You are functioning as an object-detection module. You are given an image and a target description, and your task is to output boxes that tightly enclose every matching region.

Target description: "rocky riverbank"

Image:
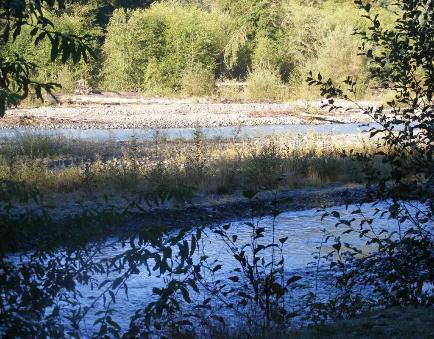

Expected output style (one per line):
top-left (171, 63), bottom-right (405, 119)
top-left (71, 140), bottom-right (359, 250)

top-left (1, 94), bottom-right (380, 130)
top-left (6, 183), bottom-right (368, 232)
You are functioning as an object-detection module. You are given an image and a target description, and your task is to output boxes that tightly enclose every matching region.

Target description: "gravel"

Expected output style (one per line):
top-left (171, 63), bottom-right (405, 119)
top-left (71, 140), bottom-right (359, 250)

top-left (1, 96), bottom-right (378, 130)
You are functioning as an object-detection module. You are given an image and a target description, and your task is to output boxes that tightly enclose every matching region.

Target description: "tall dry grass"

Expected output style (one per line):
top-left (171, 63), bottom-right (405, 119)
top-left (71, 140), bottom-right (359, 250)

top-left (0, 132), bottom-right (382, 196)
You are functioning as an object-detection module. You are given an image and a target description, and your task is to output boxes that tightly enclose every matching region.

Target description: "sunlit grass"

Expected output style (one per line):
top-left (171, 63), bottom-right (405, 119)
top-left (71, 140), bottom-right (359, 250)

top-left (0, 132), bottom-right (384, 196)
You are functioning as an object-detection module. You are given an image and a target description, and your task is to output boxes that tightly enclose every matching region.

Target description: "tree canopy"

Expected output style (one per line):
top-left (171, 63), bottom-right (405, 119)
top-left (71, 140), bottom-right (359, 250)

top-left (0, 0), bottom-right (94, 116)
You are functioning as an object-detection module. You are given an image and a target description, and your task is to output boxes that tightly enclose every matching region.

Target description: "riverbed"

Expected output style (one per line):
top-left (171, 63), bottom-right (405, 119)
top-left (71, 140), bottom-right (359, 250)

top-left (1, 96), bottom-right (380, 130)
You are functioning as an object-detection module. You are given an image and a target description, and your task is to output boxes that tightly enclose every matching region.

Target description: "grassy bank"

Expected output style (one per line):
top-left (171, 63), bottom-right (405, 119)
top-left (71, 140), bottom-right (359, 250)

top-left (290, 306), bottom-right (434, 339)
top-left (0, 132), bottom-right (383, 197)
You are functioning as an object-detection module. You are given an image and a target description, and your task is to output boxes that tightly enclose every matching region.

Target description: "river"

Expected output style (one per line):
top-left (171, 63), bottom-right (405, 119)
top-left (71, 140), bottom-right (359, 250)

top-left (0, 123), bottom-right (377, 142)
top-left (70, 200), bottom-right (425, 336)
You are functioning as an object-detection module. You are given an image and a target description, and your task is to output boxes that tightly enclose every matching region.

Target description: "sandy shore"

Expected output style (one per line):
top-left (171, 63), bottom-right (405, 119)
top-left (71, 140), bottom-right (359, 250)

top-left (1, 94), bottom-right (380, 129)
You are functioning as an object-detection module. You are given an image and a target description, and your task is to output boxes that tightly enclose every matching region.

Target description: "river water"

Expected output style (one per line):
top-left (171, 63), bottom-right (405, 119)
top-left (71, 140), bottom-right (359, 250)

top-left (72, 200), bottom-right (429, 336)
top-left (5, 200), bottom-right (431, 336)
top-left (0, 123), bottom-right (377, 141)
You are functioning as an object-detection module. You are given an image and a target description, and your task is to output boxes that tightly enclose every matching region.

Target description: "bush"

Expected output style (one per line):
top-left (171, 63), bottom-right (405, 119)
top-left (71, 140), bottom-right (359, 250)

top-left (0, 0), bottom-right (398, 100)
top-left (307, 0), bottom-right (434, 318)
top-left (285, 0), bottom-right (394, 98)
top-left (251, 35), bottom-right (296, 82)
top-left (304, 26), bottom-right (368, 97)
top-left (1, 3), bottom-right (101, 93)
top-left (246, 64), bottom-right (288, 101)
top-left (181, 65), bottom-right (216, 97)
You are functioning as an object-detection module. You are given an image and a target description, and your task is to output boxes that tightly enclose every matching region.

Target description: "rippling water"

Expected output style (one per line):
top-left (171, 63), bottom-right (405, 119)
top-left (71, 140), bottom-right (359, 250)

top-left (7, 200), bottom-right (430, 337)
top-left (75, 200), bottom-right (429, 335)
top-left (0, 123), bottom-right (376, 141)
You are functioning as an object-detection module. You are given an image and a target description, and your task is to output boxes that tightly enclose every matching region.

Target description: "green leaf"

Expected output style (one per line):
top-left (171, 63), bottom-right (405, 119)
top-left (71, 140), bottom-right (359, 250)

top-left (112, 277), bottom-right (123, 289)
top-left (228, 276), bottom-right (239, 282)
top-left (212, 264), bottom-right (222, 272)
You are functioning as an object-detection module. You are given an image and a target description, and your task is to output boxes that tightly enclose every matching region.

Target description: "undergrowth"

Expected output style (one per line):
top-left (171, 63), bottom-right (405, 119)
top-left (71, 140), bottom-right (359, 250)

top-left (0, 133), bottom-right (381, 196)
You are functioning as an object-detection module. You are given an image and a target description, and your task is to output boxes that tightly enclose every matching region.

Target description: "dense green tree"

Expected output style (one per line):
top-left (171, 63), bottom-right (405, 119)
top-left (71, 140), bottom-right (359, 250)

top-left (2, 1), bottom-right (102, 92)
top-left (1, 0), bottom-right (397, 100)
top-left (103, 4), bottom-right (232, 92)
top-left (222, 0), bottom-right (287, 76)
top-left (0, 0), bottom-right (94, 116)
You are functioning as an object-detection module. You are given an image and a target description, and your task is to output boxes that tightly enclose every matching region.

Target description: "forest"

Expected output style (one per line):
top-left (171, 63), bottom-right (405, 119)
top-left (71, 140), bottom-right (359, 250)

top-left (2, 0), bottom-right (396, 100)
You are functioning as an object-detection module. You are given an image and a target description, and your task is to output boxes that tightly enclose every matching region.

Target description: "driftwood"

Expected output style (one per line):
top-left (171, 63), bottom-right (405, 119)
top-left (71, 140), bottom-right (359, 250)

top-left (74, 79), bottom-right (93, 95)
top-left (216, 81), bottom-right (248, 88)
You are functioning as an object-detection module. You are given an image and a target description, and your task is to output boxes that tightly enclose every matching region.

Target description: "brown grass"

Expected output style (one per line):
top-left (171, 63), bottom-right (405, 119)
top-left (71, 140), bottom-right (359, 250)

top-left (172, 306), bottom-right (434, 339)
top-left (0, 132), bottom-right (383, 196)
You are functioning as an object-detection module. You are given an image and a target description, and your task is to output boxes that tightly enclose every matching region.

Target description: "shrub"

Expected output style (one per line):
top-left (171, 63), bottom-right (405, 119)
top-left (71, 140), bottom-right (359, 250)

top-left (307, 0), bottom-right (434, 318)
top-left (246, 64), bottom-right (288, 101)
top-left (1, 3), bottom-right (101, 93)
top-left (286, 0), bottom-right (395, 98)
top-left (1, 0), bottom-right (397, 100)
top-left (101, 10), bottom-right (136, 90)
top-left (181, 65), bottom-right (216, 97)
top-left (252, 35), bottom-right (296, 82)
top-left (304, 26), bottom-right (368, 97)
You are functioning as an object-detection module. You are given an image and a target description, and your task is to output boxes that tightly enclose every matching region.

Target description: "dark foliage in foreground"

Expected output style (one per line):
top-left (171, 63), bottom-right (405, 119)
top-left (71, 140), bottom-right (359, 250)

top-left (0, 0), bottom-right (433, 337)
top-left (0, 0), bottom-right (93, 116)
top-left (306, 0), bottom-right (433, 319)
